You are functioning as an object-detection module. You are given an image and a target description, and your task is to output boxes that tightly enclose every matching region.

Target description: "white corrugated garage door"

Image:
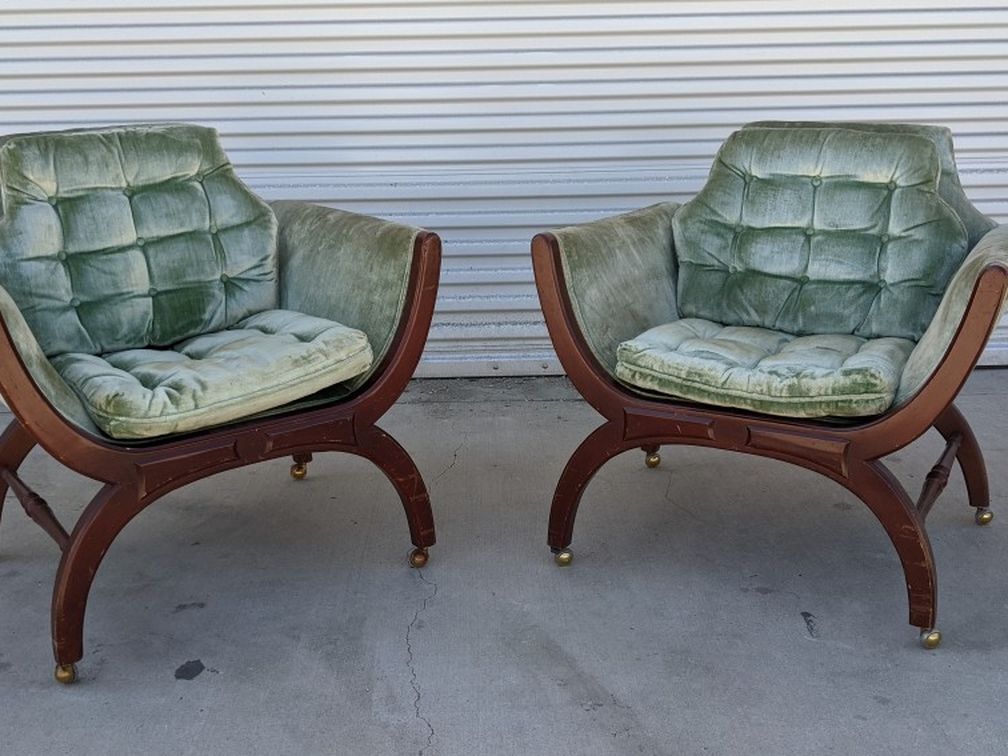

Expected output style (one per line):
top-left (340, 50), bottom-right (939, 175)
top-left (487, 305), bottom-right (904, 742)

top-left (1, 1), bottom-right (1006, 374)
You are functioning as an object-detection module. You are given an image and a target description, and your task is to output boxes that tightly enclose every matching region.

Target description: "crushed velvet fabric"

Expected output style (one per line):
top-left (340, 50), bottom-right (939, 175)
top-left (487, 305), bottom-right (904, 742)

top-left (896, 224), bottom-right (1008, 406)
top-left (0, 123), bottom-right (277, 357)
top-left (0, 283), bottom-right (100, 433)
top-left (272, 201), bottom-right (419, 390)
top-left (551, 202), bottom-right (680, 371)
top-left (673, 126), bottom-right (969, 341)
top-left (50, 309), bottom-right (372, 439)
top-left (744, 121), bottom-right (996, 249)
top-left (616, 317), bottom-right (914, 418)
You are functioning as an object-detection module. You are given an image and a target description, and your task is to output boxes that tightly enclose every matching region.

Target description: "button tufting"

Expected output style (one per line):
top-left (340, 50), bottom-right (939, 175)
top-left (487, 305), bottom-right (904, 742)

top-left (209, 224), bottom-right (218, 234)
top-left (880, 234), bottom-right (890, 243)
top-left (47, 196), bottom-right (57, 206)
top-left (124, 187), bottom-right (134, 197)
top-left (887, 181), bottom-right (897, 190)
top-left (136, 237), bottom-right (146, 247)
top-left (799, 275), bottom-right (810, 284)
top-left (734, 224), bottom-right (744, 234)
top-left (148, 287), bottom-right (158, 296)
top-left (57, 251), bottom-right (67, 262)
top-left (804, 227), bottom-right (815, 236)
top-left (70, 297), bottom-right (80, 307)
top-left (811, 176), bottom-right (822, 186)
top-left (220, 273), bottom-right (229, 282)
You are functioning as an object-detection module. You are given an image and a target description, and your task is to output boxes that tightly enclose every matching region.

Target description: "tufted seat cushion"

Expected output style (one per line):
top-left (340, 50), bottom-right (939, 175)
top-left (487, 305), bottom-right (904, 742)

top-left (49, 310), bottom-right (373, 439)
top-left (615, 318), bottom-right (915, 418)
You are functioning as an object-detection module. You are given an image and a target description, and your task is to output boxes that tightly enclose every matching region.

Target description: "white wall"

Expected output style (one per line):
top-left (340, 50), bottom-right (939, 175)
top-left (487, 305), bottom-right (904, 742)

top-left (2, 1), bottom-right (1006, 373)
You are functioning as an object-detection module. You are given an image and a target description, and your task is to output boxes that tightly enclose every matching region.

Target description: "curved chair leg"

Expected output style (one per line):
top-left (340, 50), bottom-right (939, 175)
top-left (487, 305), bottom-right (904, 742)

top-left (51, 483), bottom-right (150, 679)
top-left (548, 421), bottom-right (626, 555)
top-left (0, 420), bottom-right (38, 544)
top-left (354, 424), bottom-right (435, 560)
top-left (845, 460), bottom-right (939, 643)
top-left (934, 404), bottom-right (991, 524)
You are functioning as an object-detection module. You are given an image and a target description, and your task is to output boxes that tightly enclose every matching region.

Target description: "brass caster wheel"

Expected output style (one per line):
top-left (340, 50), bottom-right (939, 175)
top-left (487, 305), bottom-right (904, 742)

top-left (553, 548), bottom-right (573, 567)
top-left (54, 663), bottom-right (77, 685)
top-left (645, 453), bottom-right (661, 469)
top-left (290, 462), bottom-right (308, 481)
top-left (975, 508), bottom-right (993, 526)
top-left (919, 628), bottom-right (942, 650)
top-left (408, 547), bottom-right (429, 569)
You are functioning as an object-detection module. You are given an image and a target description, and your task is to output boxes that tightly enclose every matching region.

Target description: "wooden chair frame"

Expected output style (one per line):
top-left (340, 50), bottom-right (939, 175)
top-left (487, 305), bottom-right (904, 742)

top-left (532, 231), bottom-right (1007, 648)
top-left (0, 232), bottom-right (441, 683)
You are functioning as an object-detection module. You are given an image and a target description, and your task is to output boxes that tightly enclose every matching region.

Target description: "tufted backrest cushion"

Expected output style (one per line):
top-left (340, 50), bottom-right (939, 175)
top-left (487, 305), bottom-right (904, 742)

top-left (673, 126), bottom-right (970, 341)
top-left (744, 121), bottom-right (996, 249)
top-left (0, 123), bottom-right (278, 357)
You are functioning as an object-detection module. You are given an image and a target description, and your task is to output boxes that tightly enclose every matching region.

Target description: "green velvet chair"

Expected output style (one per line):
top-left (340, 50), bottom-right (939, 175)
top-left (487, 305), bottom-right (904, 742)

top-left (532, 121), bottom-right (1008, 648)
top-left (0, 123), bottom-right (441, 683)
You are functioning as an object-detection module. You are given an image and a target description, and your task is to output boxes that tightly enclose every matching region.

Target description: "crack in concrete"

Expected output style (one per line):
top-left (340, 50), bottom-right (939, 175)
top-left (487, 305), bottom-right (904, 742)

top-left (432, 436), bottom-right (466, 483)
top-left (406, 568), bottom-right (438, 754)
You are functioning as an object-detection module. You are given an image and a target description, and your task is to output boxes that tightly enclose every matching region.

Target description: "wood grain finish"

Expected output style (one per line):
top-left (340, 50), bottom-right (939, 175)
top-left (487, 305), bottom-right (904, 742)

top-left (0, 231), bottom-right (442, 674)
top-left (533, 229), bottom-right (1007, 639)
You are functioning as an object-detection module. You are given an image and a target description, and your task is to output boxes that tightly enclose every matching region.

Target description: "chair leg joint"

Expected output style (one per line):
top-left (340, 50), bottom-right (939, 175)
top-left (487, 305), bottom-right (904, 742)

top-left (916, 432), bottom-right (962, 518)
top-left (0, 467), bottom-right (70, 550)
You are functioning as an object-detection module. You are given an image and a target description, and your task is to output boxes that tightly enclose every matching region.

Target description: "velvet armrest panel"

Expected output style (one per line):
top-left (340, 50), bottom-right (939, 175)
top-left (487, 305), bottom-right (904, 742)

top-left (549, 202), bottom-right (680, 374)
top-left (271, 201), bottom-right (422, 388)
top-left (895, 224), bottom-right (1008, 406)
top-left (0, 283), bottom-right (101, 435)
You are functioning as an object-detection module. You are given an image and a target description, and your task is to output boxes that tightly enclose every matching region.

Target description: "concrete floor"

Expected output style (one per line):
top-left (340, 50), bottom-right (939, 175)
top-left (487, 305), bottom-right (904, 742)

top-left (2, 373), bottom-right (1008, 755)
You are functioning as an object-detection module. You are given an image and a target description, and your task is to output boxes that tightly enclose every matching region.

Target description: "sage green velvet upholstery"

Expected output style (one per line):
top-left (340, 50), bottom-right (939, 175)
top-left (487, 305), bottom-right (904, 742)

top-left (0, 124), bottom-right (417, 440)
top-left (896, 224), bottom-right (1008, 406)
top-left (0, 124), bottom-right (278, 356)
top-left (49, 310), bottom-right (372, 439)
top-left (547, 122), bottom-right (1004, 419)
top-left (552, 202), bottom-right (680, 372)
top-left (272, 201), bottom-right (420, 390)
top-left (616, 318), bottom-right (914, 417)
top-left (0, 283), bottom-right (101, 434)
top-left (744, 122), bottom-right (996, 249)
top-left (673, 126), bottom-right (969, 342)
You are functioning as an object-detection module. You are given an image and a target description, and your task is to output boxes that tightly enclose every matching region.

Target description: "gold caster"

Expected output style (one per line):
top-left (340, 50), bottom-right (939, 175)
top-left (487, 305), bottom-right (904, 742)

top-left (975, 508), bottom-right (993, 526)
top-left (408, 547), bottom-right (429, 568)
top-left (54, 663), bottom-right (77, 684)
top-left (919, 628), bottom-right (942, 650)
top-left (645, 453), bottom-right (661, 469)
top-left (553, 548), bottom-right (573, 567)
top-left (290, 462), bottom-right (308, 480)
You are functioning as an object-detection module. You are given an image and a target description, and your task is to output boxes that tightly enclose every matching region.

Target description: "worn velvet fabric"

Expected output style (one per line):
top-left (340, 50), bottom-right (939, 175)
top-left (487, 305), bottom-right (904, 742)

top-left (0, 123), bottom-right (277, 357)
top-left (0, 124), bottom-right (430, 440)
top-left (895, 224), bottom-right (1008, 406)
top-left (673, 126), bottom-right (969, 342)
top-left (0, 283), bottom-right (101, 433)
top-left (551, 202), bottom-right (680, 371)
top-left (617, 318), bottom-right (914, 417)
top-left (51, 309), bottom-right (373, 439)
top-left (744, 121), bottom-right (996, 249)
top-left (272, 201), bottom-right (419, 389)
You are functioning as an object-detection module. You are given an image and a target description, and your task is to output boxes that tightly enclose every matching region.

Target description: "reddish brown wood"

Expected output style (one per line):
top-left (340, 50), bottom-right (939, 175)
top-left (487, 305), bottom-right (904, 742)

top-left (933, 403), bottom-right (990, 512)
top-left (916, 433), bottom-right (962, 518)
top-left (532, 230), bottom-right (1008, 638)
top-left (0, 419), bottom-right (36, 546)
top-left (0, 231), bottom-right (442, 671)
top-left (0, 467), bottom-right (69, 550)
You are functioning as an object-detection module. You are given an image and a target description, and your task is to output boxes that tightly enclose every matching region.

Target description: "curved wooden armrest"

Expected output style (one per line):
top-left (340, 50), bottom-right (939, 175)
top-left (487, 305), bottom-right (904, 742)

top-left (855, 261), bottom-right (1008, 457)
